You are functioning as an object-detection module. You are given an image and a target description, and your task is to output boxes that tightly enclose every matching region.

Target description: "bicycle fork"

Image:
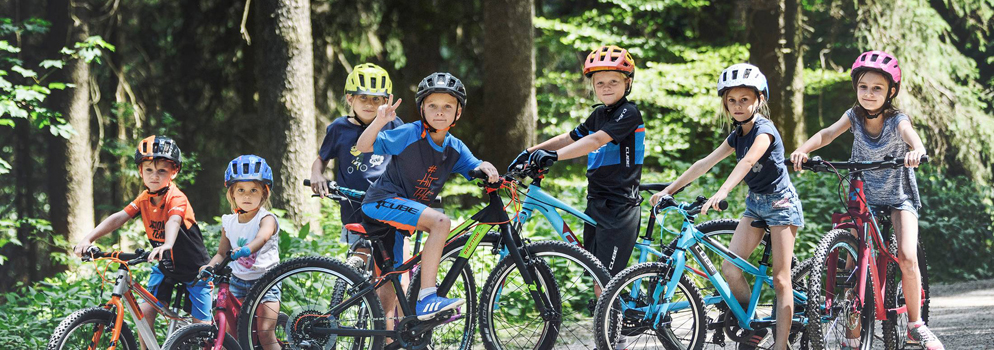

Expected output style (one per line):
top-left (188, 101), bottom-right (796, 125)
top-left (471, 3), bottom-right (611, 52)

top-left (497, 222), bottom-right (559, 321)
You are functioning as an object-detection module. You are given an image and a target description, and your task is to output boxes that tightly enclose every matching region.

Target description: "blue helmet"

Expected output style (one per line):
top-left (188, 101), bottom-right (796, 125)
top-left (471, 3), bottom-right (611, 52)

top-left (224, 155), bottom-right (274, 188)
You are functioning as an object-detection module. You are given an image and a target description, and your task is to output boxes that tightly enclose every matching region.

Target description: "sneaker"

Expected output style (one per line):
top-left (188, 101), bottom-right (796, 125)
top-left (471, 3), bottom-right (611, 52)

top-left (416, 292), bottom-right (465, 320)
top-left (840, 338), bottom-right (860, 350)
top-left (737, 328), bottom-right (769, 350)
top-left (907, 323), bottom-right (945, 350)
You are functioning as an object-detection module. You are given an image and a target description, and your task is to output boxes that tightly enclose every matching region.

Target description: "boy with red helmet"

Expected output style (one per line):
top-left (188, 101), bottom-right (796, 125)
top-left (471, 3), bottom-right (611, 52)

top-left (510, 45), bottom-right (645, 279)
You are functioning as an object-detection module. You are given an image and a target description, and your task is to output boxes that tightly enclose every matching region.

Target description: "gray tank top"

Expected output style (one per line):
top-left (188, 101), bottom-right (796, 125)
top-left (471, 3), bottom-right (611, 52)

top-left (846, 109), bottom-right (921, 209)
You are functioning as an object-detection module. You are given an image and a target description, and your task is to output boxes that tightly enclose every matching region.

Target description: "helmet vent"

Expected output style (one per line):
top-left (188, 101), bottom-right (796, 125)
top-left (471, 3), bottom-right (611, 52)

top-left (731, 70), bottom-right (738, 80)
top-left (242, 163), bottom-right (250, 175)
top-left (882, 57), bottom-right (892, 65)
top-left (254, 162), bottom-right (261, 173)
top-left (743, 68), bottom-right (752, 79)
top-left (870, 53), bottom-right (879, 61)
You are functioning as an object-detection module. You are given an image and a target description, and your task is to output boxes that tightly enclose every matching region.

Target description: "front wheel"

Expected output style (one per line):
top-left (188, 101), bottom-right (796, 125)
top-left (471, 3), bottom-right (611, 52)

top-left (406, 234), bottom-right (478, 349)
top-left (478, 246), bottom-right (562, 350)
top-left (47, 307), bottom-right (139, 350)
top-left (163, 323), bottom-right (240, 349)
top-left (594, 262), bottom-right (706, 350)
top-left (808, 229), bottom-right (873, 350)
top-left (882, 239), bottom-right (930, 350)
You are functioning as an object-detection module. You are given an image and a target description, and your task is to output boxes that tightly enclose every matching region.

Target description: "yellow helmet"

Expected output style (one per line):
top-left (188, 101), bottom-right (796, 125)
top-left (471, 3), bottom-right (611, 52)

top-left (344, 63), bottom-right (392, 97)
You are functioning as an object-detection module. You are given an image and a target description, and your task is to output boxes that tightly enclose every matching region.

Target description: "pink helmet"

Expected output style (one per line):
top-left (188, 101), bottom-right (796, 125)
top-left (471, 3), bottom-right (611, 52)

top-left (851, 50), bottom-right (901, 93)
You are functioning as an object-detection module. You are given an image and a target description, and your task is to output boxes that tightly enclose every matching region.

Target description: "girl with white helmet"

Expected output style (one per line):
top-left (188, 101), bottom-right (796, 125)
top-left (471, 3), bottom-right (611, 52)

top-left (650, 63), bottom-right (804, 350)
top-left (791, 51), bottom-right (939, 350)
top-left (202, 155), bottom-right (282, 349)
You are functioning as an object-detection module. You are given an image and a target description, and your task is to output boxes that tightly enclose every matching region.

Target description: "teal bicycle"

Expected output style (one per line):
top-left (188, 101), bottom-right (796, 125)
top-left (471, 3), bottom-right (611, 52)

top-left (593, 195), bottom-right (817, 349)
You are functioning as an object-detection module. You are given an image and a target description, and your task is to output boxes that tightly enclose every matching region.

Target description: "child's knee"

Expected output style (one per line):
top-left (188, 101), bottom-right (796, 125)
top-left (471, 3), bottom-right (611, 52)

top-left (773, 274), bottom-right (792, 293)
top-left (722, 261), bottom-right (742, 280)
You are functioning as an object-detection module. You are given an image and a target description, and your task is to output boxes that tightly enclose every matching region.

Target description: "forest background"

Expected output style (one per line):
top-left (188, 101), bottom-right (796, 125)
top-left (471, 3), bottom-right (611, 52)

top-left (1, 0), bottom-right (993, 346)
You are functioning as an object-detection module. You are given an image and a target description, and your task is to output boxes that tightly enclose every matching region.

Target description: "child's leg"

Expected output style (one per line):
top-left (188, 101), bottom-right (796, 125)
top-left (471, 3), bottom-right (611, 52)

top-left (770, 225), bottom-right (799, 350)
top-left (256, 300), bottom-right (282, 350)
top-left (721, 217), bottom-right (766, 306)
top-left (891, 208), bottom-right (923, 322)
top-left (415, 208), bottom-right (451, 290)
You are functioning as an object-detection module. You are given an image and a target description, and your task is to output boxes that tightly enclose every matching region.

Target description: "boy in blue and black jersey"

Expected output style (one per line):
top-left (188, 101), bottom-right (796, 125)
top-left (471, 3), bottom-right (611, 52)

top-left (510, 45), bottom-right (645, 276)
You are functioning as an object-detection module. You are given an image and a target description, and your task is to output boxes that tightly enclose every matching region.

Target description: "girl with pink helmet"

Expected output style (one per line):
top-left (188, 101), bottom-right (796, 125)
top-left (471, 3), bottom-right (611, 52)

top-left (790, 51), bottom-right (942, 350)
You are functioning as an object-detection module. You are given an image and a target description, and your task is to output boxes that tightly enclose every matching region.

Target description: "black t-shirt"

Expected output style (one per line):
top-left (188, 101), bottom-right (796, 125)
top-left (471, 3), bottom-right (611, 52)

top-left (568, 98), bottom-right (645, 203)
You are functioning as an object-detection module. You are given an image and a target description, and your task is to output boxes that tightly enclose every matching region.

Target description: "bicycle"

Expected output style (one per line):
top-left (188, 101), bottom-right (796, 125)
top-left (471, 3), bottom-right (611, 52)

top-left (792, 156), bottom-right (930, 350)
top-left (237, 169), bottom-right (610, 350)
top-left (48, 248), bottom-right (197, 350)
top-left (504, 165), bottom-right (743, 349)
top-left (593, 195), bottom-right (815, 350)
top-left (161, 250), bottom-right (243, 350)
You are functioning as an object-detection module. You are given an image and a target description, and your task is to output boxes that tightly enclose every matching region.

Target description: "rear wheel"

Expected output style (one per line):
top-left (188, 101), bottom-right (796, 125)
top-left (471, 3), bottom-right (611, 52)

top-left (406, 234), bottom-right (478, 350)
top-left (47, 307), bottom-right (139, 350)
top-left (882, 239), bottom-right (930, 350)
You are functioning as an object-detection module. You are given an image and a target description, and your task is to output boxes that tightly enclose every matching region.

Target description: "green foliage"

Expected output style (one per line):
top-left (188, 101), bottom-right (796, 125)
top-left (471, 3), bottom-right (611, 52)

top-left (917, 171), bottom-right (994, 282)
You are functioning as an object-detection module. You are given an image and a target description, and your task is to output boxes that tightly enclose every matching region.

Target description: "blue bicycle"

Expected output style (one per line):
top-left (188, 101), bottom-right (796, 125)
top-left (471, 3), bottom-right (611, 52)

top-left (593, 195), bottom-right (817, 350)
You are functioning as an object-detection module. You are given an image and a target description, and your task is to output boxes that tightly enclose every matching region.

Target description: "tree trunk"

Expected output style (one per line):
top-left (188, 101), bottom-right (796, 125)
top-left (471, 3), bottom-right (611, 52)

top-left (482, 0), bottom-right (537, 167)
top-left (748, 0), bottom-right (805, 151)
top-left (47, 0), bottom-right (95, 255)
top-left (254, 0), bottom-right (318, 228)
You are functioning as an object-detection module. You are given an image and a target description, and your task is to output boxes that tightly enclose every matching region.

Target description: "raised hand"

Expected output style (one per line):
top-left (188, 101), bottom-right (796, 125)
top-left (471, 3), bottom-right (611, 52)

top-left (376, 94), bottom-right (402, 124)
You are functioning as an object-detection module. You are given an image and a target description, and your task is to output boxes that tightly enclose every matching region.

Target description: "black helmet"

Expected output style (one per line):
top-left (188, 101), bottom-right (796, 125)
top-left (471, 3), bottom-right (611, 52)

top-left (134, 135), bottom-right (182, 169)
top-left (416, 72), bottom-right (467, 110)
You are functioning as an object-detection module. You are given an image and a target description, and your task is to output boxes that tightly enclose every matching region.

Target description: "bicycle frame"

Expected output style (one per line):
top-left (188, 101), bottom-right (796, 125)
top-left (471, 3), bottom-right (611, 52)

top-left (824, 172), bottom-right (916, 322)
top-left (645, 207), bottom-right (809, 331)
top-left (513, 181), bottom-right (594, 245)
top-left (101, 260), bottom-right (192, 350)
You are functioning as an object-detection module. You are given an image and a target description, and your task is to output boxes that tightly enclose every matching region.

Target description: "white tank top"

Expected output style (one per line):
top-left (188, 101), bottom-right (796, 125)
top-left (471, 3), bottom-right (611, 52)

top-left (221, 208), bottom-right (280, 280)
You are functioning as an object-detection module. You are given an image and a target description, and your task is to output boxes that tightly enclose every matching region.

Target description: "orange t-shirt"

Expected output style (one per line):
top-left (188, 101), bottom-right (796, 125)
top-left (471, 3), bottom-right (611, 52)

top-left (124, 185), bottom-right (209, 281)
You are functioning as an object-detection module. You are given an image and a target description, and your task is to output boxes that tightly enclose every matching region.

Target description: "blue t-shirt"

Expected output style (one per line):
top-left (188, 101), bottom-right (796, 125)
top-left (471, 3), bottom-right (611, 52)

top-left (363, 121), bottom-right (483, 205)
top-left (725, 116), bottom-right (791, 194)
top-left (318, 116), bottom-right (404, 223)
top-left (568, 98), bottom-right (645, 203)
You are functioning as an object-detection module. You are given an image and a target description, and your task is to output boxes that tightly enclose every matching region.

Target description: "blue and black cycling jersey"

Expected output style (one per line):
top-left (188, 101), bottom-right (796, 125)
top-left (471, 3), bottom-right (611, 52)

top-left (569, 97), bottom-right (645, 203)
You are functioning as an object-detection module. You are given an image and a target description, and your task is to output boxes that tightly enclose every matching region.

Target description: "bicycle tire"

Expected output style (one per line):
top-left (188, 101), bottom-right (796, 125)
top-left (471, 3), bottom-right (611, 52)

top-left (478, 246), bottom-right (562, 350)
top-left (808, 229), bottom-right (874, 350)
top-left (236, 256), bottom-right (386, 350)
top-left (162, 323), bottom-right (240, 350)
top-left (47, 307), bottom-right (139, 350)
top-left (594, 262), bottom-right (706, 350)
top-left (882, 239), bottom-right (930, 350)
top-left (405, 233), bottom-right (478, 350)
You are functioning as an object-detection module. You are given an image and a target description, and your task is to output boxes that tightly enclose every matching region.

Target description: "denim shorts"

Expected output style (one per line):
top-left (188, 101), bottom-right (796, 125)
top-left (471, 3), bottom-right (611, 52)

top-left (869, 200), bottom-right (919, 219)
top-left (743, 185), bottom-right (805, 227)
top-left (228, 275), bottom-right (281, 304)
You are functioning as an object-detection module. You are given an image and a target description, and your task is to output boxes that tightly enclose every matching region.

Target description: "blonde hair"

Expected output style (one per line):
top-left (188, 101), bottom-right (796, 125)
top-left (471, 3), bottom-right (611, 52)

top-left (717, 88), bottom-right (771, 128)
top-left (225, 180), bottom-right (272, 213)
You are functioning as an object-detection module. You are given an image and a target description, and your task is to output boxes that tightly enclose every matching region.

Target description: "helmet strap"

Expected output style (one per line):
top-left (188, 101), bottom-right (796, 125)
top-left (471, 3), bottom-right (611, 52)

top-left (419, 105), bottom-right (460, 136)
top-left (236, 207), bottom-right (259, 215)
top-left (732, 110), bottom-right (757, 137)
top-left (349, 111), bottom-right (370, 128)
top-left (147, 185), bottom-right (169, 197)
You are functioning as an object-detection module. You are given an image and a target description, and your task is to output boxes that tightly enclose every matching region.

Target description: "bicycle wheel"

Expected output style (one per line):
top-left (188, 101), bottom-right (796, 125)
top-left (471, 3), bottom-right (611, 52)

top-left (594, 262), bottom-right (706, 350)
top-left (882, 239), bottom-right (930, 350)
top-left (405, 233), bottom-right (478, 349)
top-left (236, 256), bottom-right (386, 350)
top-left (162, 323), bottom-right (239, 349)
top-left (47, 307), bottom-right (139, 350)
top-left (690, 219), bottom-right (740, 349)
top-left (808, 229), bottom-right (873, 350)
top-left (478, 246), bottom-right (562, 350)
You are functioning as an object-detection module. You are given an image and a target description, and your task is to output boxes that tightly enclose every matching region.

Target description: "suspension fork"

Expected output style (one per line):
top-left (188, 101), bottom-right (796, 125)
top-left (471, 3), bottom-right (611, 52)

top-left (499, 222), bottom-right (556, 320)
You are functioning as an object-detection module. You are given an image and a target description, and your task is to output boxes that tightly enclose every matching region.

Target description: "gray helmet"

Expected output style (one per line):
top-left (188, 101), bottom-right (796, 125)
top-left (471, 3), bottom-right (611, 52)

top-left (416, 72), bottom-right (467, 110)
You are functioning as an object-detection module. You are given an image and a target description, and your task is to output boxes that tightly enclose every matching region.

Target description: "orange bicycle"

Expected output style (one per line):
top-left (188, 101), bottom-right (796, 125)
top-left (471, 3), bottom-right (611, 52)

top-left (47, 248), bottom-right (195, 350)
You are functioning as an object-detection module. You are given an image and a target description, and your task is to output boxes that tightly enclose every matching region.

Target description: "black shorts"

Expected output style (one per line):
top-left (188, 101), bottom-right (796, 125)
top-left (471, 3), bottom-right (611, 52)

top-left (359, 212), bottom-right (410, 271)
top-left (583, 197), bottom-right (641, 276)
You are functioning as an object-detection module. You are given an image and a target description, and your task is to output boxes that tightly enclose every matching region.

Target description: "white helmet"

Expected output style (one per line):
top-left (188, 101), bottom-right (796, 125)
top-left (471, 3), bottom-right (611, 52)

top-left (716, 63), bottom-right (770, 101)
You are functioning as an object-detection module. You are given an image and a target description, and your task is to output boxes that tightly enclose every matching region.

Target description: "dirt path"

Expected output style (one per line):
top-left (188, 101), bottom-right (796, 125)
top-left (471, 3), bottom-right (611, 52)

top-left (925, 278), bottom-right (994, 349)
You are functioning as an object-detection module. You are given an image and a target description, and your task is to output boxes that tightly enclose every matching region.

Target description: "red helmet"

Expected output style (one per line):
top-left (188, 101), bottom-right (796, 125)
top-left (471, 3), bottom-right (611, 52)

top-left (851, 50), bottom-right (902, 96)
top-left (583, 45), bottom-right (636, 78)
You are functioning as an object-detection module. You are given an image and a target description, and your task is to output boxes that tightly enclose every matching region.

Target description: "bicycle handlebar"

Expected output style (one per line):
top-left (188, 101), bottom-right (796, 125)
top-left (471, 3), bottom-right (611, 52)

top-left (303, 179), bottom-right (366, 201)
top-left (785, 155), bottom-right (929, 172)
top-left (83, 247), bottom-right (150, 265)
top-left (653, 195), bottom-right (728, 218)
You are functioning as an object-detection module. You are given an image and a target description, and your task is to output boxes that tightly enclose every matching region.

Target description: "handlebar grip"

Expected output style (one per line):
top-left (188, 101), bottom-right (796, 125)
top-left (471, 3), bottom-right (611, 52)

top-left (717, 200), bottom-right (729, 211)
top-left (468, 169), bottom-right (487, 180)
top-left (920, 155), bottom-right (930, 164)
top-left (303, 179), bottom-right (311, 186)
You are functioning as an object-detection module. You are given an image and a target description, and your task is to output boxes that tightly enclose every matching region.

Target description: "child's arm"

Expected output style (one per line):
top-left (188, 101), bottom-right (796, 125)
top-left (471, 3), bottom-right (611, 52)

top-left (356, 95), bottom-right (401, 153)
top-left (150, 214), bottom-right (184, 261)
top-left (546, 130), bottom-right (613, 160)
top-left (238, 215), bottom-right (278, 256)
top-left (310, 156), bottom-right (331, 197)
top-left (74, 210), bottom-right (132, 257)
top-left (701, 135), bottom-right (774, 215)
top-left (650, 141), bottom-right (734, 206)
top-left (527, 132), bottom-right (575, 153)
top-left (789, 114), bottom-right (851, 171)
top-left (202, 231), bottom-right (232, 272)
top-left (897, 119), bottom-right (927, 167)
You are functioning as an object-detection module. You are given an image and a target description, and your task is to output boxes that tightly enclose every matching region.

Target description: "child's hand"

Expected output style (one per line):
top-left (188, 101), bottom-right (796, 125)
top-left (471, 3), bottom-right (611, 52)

top-left (149, 244), bottom-right (173, 262)
top-left (701, 189), bottom-right (729, 216)
top-left (476, 162), bottom-right (500, 183)
top-left (72, 239), bottom-right (94, 258)
top-left (905, 149), bottom-right (926, 168)
top-left (376, 94), bottom-right (401, 123)
top-left (789, 151), bottom-right (809, 172)
top-left (310, 173), bottom-right (329, 197)
top-left (649, 191), bottom-right (671, 207)
top-left (232, 246), bottom-right (252, 259)
top-left (507, 150), bottom-right (530, 172)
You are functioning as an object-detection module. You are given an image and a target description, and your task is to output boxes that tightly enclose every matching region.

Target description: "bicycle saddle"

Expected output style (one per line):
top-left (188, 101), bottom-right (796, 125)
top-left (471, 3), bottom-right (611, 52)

top-left (751, 220), bottom-right (769, 229)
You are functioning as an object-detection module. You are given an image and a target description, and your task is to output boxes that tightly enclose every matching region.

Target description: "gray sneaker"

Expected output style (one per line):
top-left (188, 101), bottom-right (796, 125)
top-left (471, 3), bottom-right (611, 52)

top-left (907, 324), bottom-right (944, 350)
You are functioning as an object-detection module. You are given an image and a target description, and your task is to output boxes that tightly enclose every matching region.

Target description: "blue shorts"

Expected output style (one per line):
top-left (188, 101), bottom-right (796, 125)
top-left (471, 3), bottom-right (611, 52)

top-left (743, 185), bottom-right (805, 228)
top-left (146, 265), bottom-right (213, 321)
top-left (869, 200), bottom-right (919, 219)
top-left (362, 197), bottom-right (421, 269)
top-left (228, 275), bottom-right (281, 304)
